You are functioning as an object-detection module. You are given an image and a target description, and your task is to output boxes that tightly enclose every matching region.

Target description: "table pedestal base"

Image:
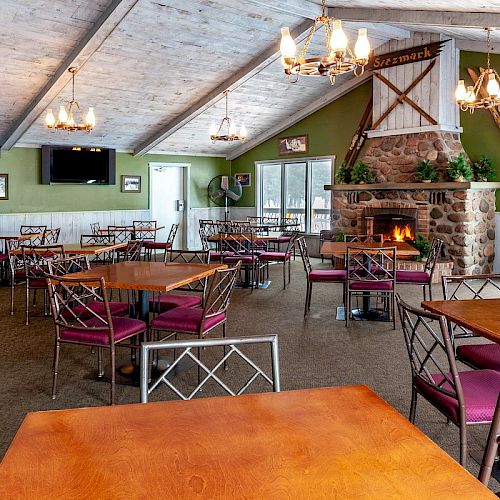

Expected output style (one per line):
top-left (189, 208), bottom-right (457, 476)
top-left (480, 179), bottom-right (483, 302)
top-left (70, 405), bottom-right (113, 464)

top-left (336, 307), bottom-right (389, 322)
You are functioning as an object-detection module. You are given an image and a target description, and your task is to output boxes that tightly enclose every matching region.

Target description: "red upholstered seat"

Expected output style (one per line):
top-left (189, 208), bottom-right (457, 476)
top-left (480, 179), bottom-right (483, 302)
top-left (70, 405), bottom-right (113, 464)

top-left (309, 269), bottom-right (346, 282)
top-left (0, 253), bottom-right (8, 262)
top-left (396, 270), bottom-right (431, 284)
top-left (457, 343), bottom-right (500, 371)
top-left (349, 280), bottom-right (393, 291)
top-left (60, 316), bottom-right (146, 345)
top-left (151, 306), bottom-right (225, 334)
top-left (271, 236), bottom-right (292, 244)
top-left (149, 293), bottom-right (201, 313)
top-left (258, 251), bottom-right (291, 262)
top-left (66, 300), bottom-right (130, 319)
top-left (209, 251), bottom-right (234, 260)
top-left (29, 278), bottom-right (47, 288)
top-left (414, 370), bottom-right (500, 424)
top-left (145, 241), bottom-right (172, 250)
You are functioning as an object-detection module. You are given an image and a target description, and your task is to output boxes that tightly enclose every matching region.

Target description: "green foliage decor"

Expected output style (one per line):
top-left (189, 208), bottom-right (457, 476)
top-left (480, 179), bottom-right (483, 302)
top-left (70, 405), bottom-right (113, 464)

top-left (412, 234), bottom-right (431, 261)
top-left (472, 155), bottom-right (495, 182)
top-left (351, 161), bottom-right (376, 184)
top-left (447, 153), bottom-right (473, 182)
top-left (415, 160), bottom-right (438, 182)
top-left (335, 162), bottom-right (352, 184)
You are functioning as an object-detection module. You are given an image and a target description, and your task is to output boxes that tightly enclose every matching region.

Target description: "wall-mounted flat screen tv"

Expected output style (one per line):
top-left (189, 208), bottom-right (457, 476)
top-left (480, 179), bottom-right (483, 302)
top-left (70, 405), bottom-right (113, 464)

top-left (41, 145), bottom-right (116, 184)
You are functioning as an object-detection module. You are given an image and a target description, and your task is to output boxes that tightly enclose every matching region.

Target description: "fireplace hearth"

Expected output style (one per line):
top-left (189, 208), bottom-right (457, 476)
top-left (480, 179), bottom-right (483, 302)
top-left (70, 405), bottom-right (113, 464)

top-left (363, 207), bottom-right (417, 242)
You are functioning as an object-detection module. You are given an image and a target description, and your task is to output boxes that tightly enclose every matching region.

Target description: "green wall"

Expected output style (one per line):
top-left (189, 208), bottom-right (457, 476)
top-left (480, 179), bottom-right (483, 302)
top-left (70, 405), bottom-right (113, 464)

top-left (230, 81), bottom-right (373, 206)
top-left (0, 147), bottom-right (229, 213)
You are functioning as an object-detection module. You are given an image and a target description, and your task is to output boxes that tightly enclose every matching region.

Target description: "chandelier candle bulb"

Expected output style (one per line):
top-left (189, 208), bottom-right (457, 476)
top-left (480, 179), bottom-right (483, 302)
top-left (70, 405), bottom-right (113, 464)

top-left (455, 80), bottom-right (467, 102)
top-left (228, 120), bottom-right (237, 136)
top-left (466, 86), bottom-right (476, 104)
top-left (487, 73), bottom-right (500, 97)
top-left (239, 124), bottom-right (247, 140)
top-left (280, 27), bottom-right (296, 64)
top-left (85, 107), bottom-right (95, 127)
top-left (45, 109), bottom-right (55, 128)
top-left (354, 28), bottom-right (370, 61)
top-left (330, 20), bottom-right (347, 56)
top-left (58, 105), bottom-right (68, 124)
top-left (209, 122), bottom-right (218, 137)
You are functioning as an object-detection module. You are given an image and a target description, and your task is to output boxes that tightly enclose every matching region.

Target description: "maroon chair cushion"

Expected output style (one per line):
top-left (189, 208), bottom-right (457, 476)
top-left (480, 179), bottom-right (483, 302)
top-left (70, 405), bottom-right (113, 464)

top-left (258, 251), bottom-right (291, 262)
top-left (145, 241), bottom-right (171, 250)
top-left (60, 317), bottom-right (146, 345)
top-left (270, 236), bottom-right (292, 244)
top-left (151, 307), bottom-right (225, 334)
top-left (414, 369), bottom-right (500, 424)
top-left (66, 301), bottom-right (130, 320)
top-left (396, 270), bottom-right (431, 284)
top-left (209, 251), bottom-right (234, 259)
top-left (149, 293), bottom-right (201, 313)
top-left (309, 270), bottom-right (347, 282)
top-left (349, 280), bottom-right (393, 291)
top-left (0, 253), bottom-right (8, 262)
top-left (28, 278), bottom-right (47, 288)
top-left (223, 255), bottom-right (257, 264)
top-left (457, 343), bottom-right (500, 371)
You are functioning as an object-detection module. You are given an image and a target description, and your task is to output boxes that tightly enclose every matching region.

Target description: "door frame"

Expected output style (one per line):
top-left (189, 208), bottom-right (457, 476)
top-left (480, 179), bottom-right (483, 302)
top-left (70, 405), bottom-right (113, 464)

top-left (148, 162), bottom-right (191, 249)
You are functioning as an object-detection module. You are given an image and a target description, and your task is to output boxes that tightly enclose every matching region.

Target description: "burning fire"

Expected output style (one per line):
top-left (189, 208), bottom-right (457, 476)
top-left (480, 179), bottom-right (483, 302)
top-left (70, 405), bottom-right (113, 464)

top-left (392, 224), bottom-right (413, 242)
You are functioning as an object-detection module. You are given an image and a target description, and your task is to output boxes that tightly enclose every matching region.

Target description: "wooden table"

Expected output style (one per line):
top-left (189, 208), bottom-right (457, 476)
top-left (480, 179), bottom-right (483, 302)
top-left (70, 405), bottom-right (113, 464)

top-left (98, 225), bottom-right (165, 234)
top-left (9, 242), bottom-right (127, 256)
top-left (0, 234), bottom-right (43, 254)
top-left (0, 385), bottom-right (493, 499)
top-left (207, 230), bottom-right (283, 242)
top-left (320, 240), bottom-right (420, 257)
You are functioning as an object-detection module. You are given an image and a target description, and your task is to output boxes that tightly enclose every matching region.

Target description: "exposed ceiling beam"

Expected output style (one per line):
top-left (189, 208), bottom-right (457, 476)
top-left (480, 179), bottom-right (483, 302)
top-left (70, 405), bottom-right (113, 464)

top-left (227, 72), bottom-right (372, 161)
top-left (244, 0), bottom-right (322, 20)
top-left (0, 0), bottom-right (140, 151)
top-left (133, 19), bottom-right (312, 156)
top-left (456, 39), bottom-right (500, 54)
top-left (329, 8), bottom-right (500, 30)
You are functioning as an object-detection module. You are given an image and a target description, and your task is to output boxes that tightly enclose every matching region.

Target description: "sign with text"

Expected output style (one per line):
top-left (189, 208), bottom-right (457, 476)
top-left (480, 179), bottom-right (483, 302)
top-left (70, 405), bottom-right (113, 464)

top-left (366, 40), bottom-right (449, 71)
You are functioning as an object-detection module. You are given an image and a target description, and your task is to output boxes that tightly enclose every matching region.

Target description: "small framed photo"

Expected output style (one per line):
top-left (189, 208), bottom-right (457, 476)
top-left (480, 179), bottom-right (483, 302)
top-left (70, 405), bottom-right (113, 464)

top-left (278, 134), bottom-right (308, 155)
top-left (0, 174), bottom-right (8, 200)
top-left (121, 175), bottom-right (141, 193)
top-left (235, 173), bottom-right (251, 187)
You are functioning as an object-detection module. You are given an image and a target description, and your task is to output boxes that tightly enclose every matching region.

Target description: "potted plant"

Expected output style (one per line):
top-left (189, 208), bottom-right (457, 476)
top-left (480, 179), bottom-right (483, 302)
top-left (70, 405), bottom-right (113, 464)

top-left (411, 234), bottom-right (431, 261)
top-left (415, 160), bottom-right (438, 183)
top-left (447, 153), bottom-right (473, 182)
top-left (351, 161), bottom-right (376, 185)
top-left (472, 155), bottom-right (495, 182)
top-left (335, 162), bottom-right (352, 184)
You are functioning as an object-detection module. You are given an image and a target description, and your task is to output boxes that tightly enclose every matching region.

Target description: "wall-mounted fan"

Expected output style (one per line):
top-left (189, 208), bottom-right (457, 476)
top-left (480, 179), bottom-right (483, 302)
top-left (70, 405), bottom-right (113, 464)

top-left (208, 175), bottom-right (242, 219)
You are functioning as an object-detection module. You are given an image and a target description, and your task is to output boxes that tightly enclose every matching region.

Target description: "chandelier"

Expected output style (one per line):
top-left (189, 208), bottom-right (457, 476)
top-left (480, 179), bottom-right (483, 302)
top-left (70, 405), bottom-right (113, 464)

top-left (209, 90), bottom-right (247, 142)
top-left (45, 67), bottom-right (95, 133)
top-left (279, 0), bottom-right (370, 85)
top-left (455, 28), bottom-right (500, 112)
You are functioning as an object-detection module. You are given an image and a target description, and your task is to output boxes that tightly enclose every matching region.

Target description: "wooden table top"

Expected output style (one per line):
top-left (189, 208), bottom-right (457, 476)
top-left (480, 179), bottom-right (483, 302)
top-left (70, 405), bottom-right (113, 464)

top-left (422, 298), bottom-right (500, 344)
top-left (66, 261), bottom-right (226, 291)
top-left (321, 240), bottom-right (420, 257)
top-left (9, 242), bottom-right (127, 256)
top-left (98, 226), bottom-right (165, 233)
top-left (0, 385), bottom-right (492, 499)
top-left (208, 231), bottom-right (283, 242)
top-left (0, 233), bottom-right (42, 241)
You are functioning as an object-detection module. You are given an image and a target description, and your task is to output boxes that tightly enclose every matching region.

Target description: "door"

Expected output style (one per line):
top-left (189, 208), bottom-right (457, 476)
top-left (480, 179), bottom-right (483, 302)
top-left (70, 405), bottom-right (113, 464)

top-left (149, 164), bottom-right (186, 248)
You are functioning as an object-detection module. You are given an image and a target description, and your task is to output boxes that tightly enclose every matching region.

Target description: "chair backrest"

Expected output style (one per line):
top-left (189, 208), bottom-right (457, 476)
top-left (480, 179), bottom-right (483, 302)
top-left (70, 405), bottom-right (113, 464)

top-left (319, 230), bottom-right (334, 244)
top-left (346, 245), bottom-right (396, 285)
top-left (280, 217), bottom-right (299, 229)
top-left (396, 295), bottom-right (464, 414)
top-left (246, 216), bottom-right (262, 223)
top-left (123, 240), bottom-right (143, 261)
top-left (297, 237), bottom-right (312, 276)
top-left (167, 223), bottom-right (179, 246)
top-left (19, 225), bottom-right (47, 245)
top-left (46, 274), bottom-right (115, 343)
top-left (7, 240), bottom-right (24, 275)
top-left (21, 244), bottom-right (65, 279)
top-left (262, 217), bottom-right (279, 225)
top-left (164, 250), bottom-right (211, 295)
top-left (90, 222), bottom-right (100, 235)
top-left (42, 228), bottom-right (61, 244)
top-left (442, 274), bottom-right (500, 339)
top-left (283, 230), bottom-right (300, 254)
top-left (108, 225), bottom-right (133, 243)
top-left (220, 231), bottom-right (256, 256)
top-left (424, 237), bottom-right (444, 275)
top-left (133, 220), bottom-right (157, 242)
top-left (47, 255), bottom-right (91, 276)
top-left (344, 233), bottom-right (383, 243)
top-left (80, 234), bottom-right (116, 264)
top-left (140, 334), bottom-right (280, 402)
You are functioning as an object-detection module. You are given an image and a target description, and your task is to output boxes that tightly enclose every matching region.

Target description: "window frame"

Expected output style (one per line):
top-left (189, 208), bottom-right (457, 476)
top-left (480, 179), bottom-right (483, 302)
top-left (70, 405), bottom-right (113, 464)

top-left (255, 155), bottom-right (335, 234)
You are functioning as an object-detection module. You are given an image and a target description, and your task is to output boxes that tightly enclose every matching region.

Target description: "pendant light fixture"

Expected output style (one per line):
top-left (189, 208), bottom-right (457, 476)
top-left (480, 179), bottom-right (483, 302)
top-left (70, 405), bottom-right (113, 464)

top-left (209, 90), bottom-right (247, 142)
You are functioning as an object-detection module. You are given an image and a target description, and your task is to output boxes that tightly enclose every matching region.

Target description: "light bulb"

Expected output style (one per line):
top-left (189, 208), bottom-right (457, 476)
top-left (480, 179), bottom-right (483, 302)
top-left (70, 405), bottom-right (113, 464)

top-left (239, 123), bottom-right (247, 140)
top-left (486, 73), bottom-right (500, 97)
top-left (330, 20), bottom-right (347, 56)
top-left (228, 120), bottom-right (237, 136)
top-left (45, 109), bottom-right (55, 127)
top-left (466, 86), bottom-right (476, 104)
top-left (209, 122), bottom-right (218, 137)
top-left (66, 113), bottom-right (75, 126)
top-left (85, 107), bottom-right (95, 127)
top-left (354, 28), bottom-right (370, 61)
top-left (58, 105), bottom-right (68, 123)
top-left (280, 27), bottom-right (296, 63)
top-left (455, 80), bottom-right (467, 101)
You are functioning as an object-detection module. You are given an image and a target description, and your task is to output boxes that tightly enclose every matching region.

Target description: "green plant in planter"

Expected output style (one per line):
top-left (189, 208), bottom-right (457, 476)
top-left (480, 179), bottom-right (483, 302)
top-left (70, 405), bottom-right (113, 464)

top-left (351, 161), bottom-right (376, 184)
top-left (412, 234), bottom-right (431, 261)
top-left (472, 155), bottom-right (495, 182)
top-left (334, 232), bottom-right (345, 242)
top-left (335, 162), bottom-right (352, 184)
top-left (415, 160), bottom-right (438, 182)
top-left (447, 153), bottom-right (473, 182)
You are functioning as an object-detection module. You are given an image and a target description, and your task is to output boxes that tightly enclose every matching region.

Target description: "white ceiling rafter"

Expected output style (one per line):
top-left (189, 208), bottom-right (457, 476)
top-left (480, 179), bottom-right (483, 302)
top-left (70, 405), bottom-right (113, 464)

top-left (0, 0), bottom-right (140, 151)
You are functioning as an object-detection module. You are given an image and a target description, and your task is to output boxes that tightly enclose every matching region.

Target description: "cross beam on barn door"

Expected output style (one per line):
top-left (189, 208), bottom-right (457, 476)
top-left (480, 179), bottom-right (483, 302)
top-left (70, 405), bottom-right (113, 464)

top-left (371, 59), bottom-right (438, 131)
top-left (467, 67), bottom-right (500, 129)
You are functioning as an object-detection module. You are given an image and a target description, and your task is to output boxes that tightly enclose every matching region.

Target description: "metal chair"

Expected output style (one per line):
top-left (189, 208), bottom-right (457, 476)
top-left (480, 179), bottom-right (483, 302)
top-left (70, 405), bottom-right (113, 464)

top-left (8, 239), bottom-right (25, 316)
top-left (133, 220), bottom-right (156, 257)
top-left (140, 334), bottom-right (280, 402)
top-left (145, 223), bottom-right (179, 260)
top-left (442, 274), bottom-right (500, 371)
top-left (21, 244), bottom-right (64, 325)
top-left (80, 233), bottom-right (117, 265)
top-left (343, 233), bottom-right (383, 243)
top-left (319, 229), bottom-right (334, 263)
top-left (479, 401), bottom-right (500, 485)
top-left (396, 237), bottom-right (444, 300)
top-left (221, 231), bottom-right (260, 289)
top-left (122, 240), bottom-right (143, 262)
top-left (345, 245), bottom-right (396, 328)
top-left (90, 222), bottom-right (100, 235)
top-left (297, 237), bottom-right (346, 317)
top-left (396, 295), bottom-right (500, 466)
top-left (20, 225), bottom-right (47, 245)
top-left (42, 228), bottom-right (61, 244)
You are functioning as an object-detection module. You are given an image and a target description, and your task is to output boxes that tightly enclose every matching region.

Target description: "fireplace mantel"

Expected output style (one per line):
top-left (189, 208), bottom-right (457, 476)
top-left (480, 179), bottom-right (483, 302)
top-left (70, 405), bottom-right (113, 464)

top-left (325, 182), bottom-right (500, 192)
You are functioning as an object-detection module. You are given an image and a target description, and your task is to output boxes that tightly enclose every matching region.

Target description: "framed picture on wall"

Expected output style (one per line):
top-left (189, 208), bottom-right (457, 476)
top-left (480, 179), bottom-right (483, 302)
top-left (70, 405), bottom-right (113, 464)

top-left (0, 174), bottom-right (8, 200)
top-left (235, 173), bottom-right (251, 187)
top-left (121, 175), bottom-right (141, 193)
top-left (278, 134), bottom-right (308, 155)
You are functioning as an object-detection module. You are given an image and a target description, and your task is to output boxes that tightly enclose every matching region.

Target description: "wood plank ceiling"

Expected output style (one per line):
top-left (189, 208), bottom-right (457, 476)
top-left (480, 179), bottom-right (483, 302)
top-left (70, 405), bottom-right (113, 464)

top-left (1, 0), bottom-right (499, 158)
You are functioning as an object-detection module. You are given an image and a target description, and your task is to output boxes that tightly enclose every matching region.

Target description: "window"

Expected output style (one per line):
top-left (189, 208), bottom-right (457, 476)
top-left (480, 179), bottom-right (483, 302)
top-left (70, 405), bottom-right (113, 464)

top-left (257, 157), bottom-right (333, 233)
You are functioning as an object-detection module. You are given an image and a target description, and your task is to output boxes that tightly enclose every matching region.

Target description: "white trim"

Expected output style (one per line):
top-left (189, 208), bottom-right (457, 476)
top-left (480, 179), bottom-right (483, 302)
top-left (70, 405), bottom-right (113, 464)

top-left (147, 150), bottom-right (227, 158)
top-left (457, 40), bottom-right (500, 55)
top-left (366, 124), bottom-right (463, 138)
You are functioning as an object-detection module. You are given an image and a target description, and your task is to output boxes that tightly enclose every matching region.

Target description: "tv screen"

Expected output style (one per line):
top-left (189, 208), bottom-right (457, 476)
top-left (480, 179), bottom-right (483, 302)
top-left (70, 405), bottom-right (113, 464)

top-left (41, 146), bottom-right (116, 184)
